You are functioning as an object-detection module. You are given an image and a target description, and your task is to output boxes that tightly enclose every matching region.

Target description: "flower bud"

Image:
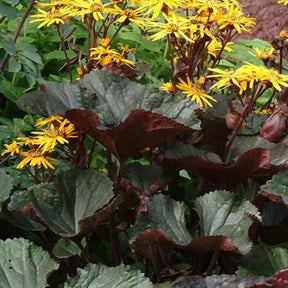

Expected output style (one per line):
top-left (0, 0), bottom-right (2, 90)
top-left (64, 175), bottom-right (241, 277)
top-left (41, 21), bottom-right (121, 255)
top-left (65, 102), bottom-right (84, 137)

top-left (260, 111), bottom-right (287, 142)
top-left (225, 101), bottom-right (241, 130)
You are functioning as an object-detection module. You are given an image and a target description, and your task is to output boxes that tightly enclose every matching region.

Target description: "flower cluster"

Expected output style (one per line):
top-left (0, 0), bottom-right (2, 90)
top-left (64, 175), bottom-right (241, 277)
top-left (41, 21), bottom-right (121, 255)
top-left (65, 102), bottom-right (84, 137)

top-left (1, 116), bottom-right (77, 172)
top-left (30, 0), bottom-right (257, 108)
top-left (209, 63), bottom-right (288, 97)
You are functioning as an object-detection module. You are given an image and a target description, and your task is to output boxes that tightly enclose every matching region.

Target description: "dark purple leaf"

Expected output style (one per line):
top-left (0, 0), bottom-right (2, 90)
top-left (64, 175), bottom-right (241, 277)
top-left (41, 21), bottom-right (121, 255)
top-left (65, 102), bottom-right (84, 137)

top-left (67, 109), bottom-right (192, 162)
top-left (172, 148), bottom-right (272, 190)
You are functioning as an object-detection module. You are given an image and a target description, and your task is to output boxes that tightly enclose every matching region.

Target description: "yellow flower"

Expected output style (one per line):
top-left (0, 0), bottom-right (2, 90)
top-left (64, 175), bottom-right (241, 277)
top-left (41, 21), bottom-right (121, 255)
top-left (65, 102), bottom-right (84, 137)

top-left (250, 46), bottom-right (279, 60)
top-left (35, 115), bottom-right (64, 127)
top-left (99, 38), bottom-right (111, 48)
top-left (207, 38), bottom-right (234, 58)
top-left (189, 0), bottom-right (224, 14)
top-left (117, 43), bottom-right (136, 56)
top-left (278, 0), bottom-right (288, 5)
top-left (148, 12), bottom-right (192, 42)
top-left (90, 45), bottom-right (118, 60)
top-left (17, 149), bottom-right (56, 170)
top-left (139, 0), bottom-right (186, 18)
top-left (210, 63), bottom-right (288, 94)
top-left (279, 30), bottom-right (288, 38)
top-left (208, 67), bottom-right (240, 90)
top-left (30, 6), bottom-right (72, 28)
top-left (111, 6), bottom-right (148, 28)
top-left (159, 81), bottom-right (174, 93)
top-left (90, 46), bottom-right (134, 67)
top-left (68, 0), bottom-right (111, 21)
top-left (1, 141), bottom-right (21, 156)
top-left (212, 4), bottom-right (255, 33)
top-left (176, 76), bottom-right (216, 108)
top-left (112, 54), bottom-right (135, 67)
top-left (31, 119), bottom-right (78, 152)
top-left (36, 0), bottom-right (67, 8)
top-left (259, 67), bottom-right (288, 91)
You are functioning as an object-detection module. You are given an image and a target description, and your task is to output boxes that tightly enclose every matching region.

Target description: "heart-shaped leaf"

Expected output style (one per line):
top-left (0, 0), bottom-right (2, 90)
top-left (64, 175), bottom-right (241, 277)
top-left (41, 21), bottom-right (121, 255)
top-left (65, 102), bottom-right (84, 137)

top-left (9, 169), bottom-right (114, 236)
top-left (64, 263), bottom-right (153, 288)
top-left (171, 148), bottom-right (271, 190)
top-left (195, 190), bottom-right (261, 254)
top-left (0, 238), bottom-right (58, 288)
top-left (17, 71), bottom-right (201, 129)
top-left (129, 194), bottom-right (192, 245)
top-left (66, 109), bottom-right (192, 162)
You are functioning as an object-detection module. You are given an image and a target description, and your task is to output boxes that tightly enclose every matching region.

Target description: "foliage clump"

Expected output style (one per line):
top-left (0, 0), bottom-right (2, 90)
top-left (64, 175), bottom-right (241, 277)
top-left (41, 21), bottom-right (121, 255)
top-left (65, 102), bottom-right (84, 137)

top-left (1, 0), bottom-right (288, 287)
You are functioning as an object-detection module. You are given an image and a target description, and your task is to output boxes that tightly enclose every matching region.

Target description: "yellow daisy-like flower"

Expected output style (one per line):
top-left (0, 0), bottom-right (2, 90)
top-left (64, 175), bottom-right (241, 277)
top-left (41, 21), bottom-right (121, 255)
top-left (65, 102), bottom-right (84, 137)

top-left (139, 0), bottom-right (186, 18)
top-left (176, 76), bottom-right (216, 108)
top-left (250, 46), bottom-right (279, 60)
top-left (36, 0), bottom-right (67, 8)
top-left (212, 4), bottom-right (255, 33)
top-left (207, 38), bottom-right (234, 58)
top-left (99, 38), bottom-right (111, 48)
top-left (278, 0), bottom-right (288, 5)
top-left (208, 67), bottom-right (240, 90)
top-left (210, 63), bottom-right (288, 94)
top-left (189, 0), bottom-right (224, 14)
top-left (111, 6), bottom-right (148, 28)
top-left (1, 141), bottom-right (21, 156)
top-left (17, 149), bottom-right (56, 170)
top-left (259, 67), bottom-right (288, 91)
top-left (68, 0), bottom-right (111, 22)
top-left (159, 81), bottom-right (174, 93)
top-left (32, 119), bottom-right (77, 152)
top-left (30, 6), bottom-right (72, 28)
top-left (117, 43), bottom-right (136, 56)
top-left (90, 46), bottom-right (134, 67)
top-left (148, 12), bottom-right (192, 43)
top-left (35, 115), bottom-right (65, 127)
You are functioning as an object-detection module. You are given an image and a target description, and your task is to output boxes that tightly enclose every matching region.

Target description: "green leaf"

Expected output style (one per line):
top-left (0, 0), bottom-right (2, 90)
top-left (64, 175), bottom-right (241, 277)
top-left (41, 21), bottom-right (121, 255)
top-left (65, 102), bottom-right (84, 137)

top-left (64, 263), bottom-right (153, 288)
top-left (260, 169), bottom-right (288, 207)
top-left (195, 190), bottom-right (261, 254)
top-left (2, 0), bottom-right (19, 5)
top-left (165, 140), bottom-right (222, 162)
top-left (17, 43), bottom-right (42, 64)
top-left (0, 168), bottom-right (13, 211)
top-left (17, 71), bottom-right (201, 129)
top-left (0, 238), bottom-right (58, 288)
top-left (16, 91), bottom-right (49, 116)
top-left (130, 194), bottom-right (192, 245)
top-left (20, 169), bottom-right (114, 236)
top-left (124, 163), bottom-right (168, 194)
top-left (52, 238), bottom-right (81, 259)
top-left (43, 49), bottom-right (76, 61)
top-left (223, 43), bottom-right (264, 66)
top-left (237, 243), bottom-right (288, 277)
top-left (238, 38), bottom-right (271, 50)
top-left (0, 80), bottom-right (25, 101)
top-left (0, 3), bottom-right (17, 19)
top-left (2, 39), bottom-right (16, 55)
top-left (8, 56), bottom-right (21, 72)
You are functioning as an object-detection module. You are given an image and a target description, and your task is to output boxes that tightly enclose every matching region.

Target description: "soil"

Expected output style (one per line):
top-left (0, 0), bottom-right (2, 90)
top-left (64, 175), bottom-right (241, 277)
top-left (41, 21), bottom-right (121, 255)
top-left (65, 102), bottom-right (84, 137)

top-left (239, 0), bottom-right (288, 42)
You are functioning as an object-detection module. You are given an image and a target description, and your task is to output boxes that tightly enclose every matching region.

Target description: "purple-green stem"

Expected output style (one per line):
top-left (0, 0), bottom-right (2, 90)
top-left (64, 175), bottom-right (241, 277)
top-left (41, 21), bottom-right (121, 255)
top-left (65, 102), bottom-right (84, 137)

top-left (57, 24), bottom-right (73, 81)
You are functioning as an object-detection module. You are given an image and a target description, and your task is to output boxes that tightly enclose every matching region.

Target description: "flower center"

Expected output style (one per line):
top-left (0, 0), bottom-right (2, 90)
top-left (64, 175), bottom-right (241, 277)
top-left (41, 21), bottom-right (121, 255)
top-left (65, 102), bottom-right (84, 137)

top-left (90, 3), bottom-right (103, 12)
